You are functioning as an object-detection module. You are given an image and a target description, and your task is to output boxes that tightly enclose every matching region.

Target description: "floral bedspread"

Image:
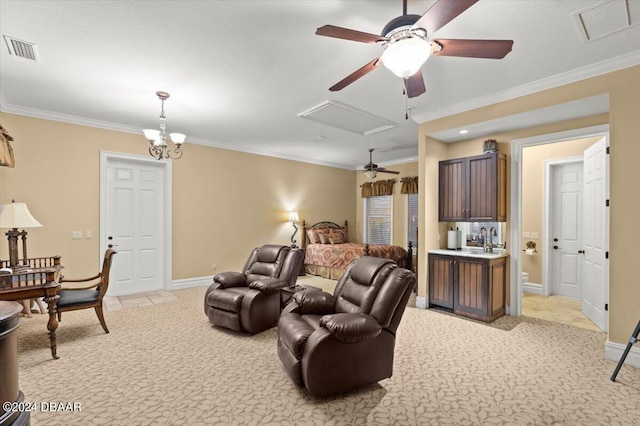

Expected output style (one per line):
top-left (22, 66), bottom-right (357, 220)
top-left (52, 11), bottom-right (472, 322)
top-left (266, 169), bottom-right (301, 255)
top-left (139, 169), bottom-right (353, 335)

top-left (304, 243), bottom-right (407, 270)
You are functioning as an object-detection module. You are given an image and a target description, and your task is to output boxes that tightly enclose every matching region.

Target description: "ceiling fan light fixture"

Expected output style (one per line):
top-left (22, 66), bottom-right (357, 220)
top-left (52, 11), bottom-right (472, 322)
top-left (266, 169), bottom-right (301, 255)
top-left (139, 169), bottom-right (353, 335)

top-left (364, 170), bottom-right (377, 179)
top-left (381, 37), bottom-right (431, 78)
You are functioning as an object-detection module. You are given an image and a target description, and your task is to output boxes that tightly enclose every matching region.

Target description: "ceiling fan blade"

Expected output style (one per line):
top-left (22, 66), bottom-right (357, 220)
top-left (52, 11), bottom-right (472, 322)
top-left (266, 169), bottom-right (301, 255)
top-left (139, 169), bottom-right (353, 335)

top-left (404, 70), bottom-right (426, 98)
top-left (433, 39), bottom-right (513, 59)
top-left (316, 25), bottom-right (388, 44)
top-left (412, 0), bottom-right (478, 35)
top-left (329, 57), bottom-right (382, 92)
top-left (375, 168), bottom-right (400, 175)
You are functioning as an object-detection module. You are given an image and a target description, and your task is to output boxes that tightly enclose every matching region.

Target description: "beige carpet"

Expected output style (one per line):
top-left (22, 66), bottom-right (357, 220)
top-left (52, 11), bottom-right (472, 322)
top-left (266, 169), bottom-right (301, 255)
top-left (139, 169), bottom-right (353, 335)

top-left (13, 286), bottom-right (640, 425)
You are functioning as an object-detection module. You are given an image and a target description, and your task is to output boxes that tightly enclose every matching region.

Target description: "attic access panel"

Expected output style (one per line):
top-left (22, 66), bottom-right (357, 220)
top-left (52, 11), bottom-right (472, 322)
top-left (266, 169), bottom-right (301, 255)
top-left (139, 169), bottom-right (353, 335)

top-left (571, 0), bottom-right (640, 42)
top-left (298, 100), bottom-right (396, 136)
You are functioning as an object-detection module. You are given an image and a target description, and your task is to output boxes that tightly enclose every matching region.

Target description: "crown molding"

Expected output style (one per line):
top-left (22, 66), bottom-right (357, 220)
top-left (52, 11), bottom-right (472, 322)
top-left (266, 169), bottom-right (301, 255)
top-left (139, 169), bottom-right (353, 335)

top-left (0, 93), bottom-right (355, 171)
top-left (412, 50), bottom-right (640, 124)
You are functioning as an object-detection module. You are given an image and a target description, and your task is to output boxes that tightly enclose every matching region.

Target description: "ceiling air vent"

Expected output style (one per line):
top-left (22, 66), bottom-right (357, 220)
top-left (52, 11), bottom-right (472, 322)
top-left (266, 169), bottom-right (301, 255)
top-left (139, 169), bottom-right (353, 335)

top-left (3, 35), bottom-right (39, 61)
top-left (298, 100), bottom-right (395, 136)
top-left (571, 0), bottom-right (640, 42)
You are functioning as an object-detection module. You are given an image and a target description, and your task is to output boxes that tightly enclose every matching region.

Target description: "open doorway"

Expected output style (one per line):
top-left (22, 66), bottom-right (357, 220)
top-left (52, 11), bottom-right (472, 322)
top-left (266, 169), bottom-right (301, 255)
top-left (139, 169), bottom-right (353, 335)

top-left (510, 125), bottom-right (609, 332)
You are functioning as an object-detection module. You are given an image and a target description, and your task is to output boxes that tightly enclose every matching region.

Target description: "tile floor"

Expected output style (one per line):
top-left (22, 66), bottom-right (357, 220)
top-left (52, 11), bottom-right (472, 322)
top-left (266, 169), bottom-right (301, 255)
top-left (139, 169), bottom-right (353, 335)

top-left (103, 290), bottom-right (178, 312)
top-left (522, 293), bottom-right (602, 332)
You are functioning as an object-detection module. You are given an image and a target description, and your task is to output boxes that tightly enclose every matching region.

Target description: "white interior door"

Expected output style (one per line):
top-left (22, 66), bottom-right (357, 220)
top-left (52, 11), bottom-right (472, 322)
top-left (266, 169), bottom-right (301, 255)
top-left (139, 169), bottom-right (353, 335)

top-left (550, 162), bottom-right (583, 299)
top-left (104, 157), bottom-right (166, 296)
top-left (582, 137), bottom-right (608, 331)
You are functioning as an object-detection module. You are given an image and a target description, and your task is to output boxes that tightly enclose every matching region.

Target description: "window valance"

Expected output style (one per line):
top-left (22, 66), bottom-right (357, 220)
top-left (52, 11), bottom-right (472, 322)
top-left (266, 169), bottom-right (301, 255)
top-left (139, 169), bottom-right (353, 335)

top-left (400, 176), bottom-right (418, 194)
top-left (361, 179), bottom-right (396, 198)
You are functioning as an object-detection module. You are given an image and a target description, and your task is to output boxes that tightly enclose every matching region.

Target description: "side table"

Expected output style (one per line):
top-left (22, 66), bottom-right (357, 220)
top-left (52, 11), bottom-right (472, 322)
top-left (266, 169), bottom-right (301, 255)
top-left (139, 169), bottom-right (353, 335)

top-left (0, 301), bottom-right (29, 426)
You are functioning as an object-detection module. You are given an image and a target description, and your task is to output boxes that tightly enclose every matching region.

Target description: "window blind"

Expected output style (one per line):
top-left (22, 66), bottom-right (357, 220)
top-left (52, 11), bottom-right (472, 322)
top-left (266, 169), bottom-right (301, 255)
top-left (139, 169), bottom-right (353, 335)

top-left (407, 193), bottom-right (418, 247)
top-left (366, 195), bottom-right (392, 245)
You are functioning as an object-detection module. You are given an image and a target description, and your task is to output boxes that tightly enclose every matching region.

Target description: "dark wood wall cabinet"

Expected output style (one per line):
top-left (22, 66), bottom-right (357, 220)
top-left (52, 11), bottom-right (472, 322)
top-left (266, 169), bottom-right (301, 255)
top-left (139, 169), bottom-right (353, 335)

top-left (428, 253), bottom-right (507, 323)
top-left (439, 151), bottom-right (507, 222)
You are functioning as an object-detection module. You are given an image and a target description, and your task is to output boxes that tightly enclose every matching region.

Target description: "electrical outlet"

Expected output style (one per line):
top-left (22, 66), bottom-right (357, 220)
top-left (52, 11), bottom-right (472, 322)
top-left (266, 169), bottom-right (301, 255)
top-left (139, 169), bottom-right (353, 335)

top-left (211, 264), bottom-right (217, 272)
top-left (72, 231), bottom-right (82, 239)
top-left (531, 232), bottom-right (539, 239)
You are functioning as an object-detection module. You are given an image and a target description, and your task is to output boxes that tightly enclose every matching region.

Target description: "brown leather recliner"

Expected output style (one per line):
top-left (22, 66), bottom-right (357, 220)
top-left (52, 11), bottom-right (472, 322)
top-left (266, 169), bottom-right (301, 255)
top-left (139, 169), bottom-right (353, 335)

top-left (204, 244), bottom-right (303, 334)
top-left (277, 256), bottom-right (415, 397)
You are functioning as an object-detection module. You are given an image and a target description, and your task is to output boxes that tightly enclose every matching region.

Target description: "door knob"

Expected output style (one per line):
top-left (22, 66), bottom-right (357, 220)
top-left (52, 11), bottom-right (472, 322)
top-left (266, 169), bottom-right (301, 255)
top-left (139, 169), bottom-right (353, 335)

top-left (553, 245), bottom-right (560, 250)
top-left (578, 250), bottom-right (585, 254)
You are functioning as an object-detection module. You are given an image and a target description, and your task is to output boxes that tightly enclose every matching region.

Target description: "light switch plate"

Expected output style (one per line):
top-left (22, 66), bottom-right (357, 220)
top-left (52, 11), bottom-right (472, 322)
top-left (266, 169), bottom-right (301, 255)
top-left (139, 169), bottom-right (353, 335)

top-left (85, 231), bottom-right (93, 239)
top-left (72, 231), bottom-right (82, 239)
top-left (531, 232), bottom-right (539, 239)
top-left (523, 232), bottom-right (531, 238)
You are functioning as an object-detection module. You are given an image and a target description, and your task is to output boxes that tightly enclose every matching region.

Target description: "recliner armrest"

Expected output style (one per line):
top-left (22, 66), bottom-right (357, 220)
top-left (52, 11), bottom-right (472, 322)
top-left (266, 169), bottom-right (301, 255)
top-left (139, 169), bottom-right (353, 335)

top-left (248, 277), bottom-right (288, 295)
top-left (293, 290), bottom-right (336, 315)
top-left (319, 313), bottom-right (382, 343)
top-left (214, 272), bottom-right (247, 288)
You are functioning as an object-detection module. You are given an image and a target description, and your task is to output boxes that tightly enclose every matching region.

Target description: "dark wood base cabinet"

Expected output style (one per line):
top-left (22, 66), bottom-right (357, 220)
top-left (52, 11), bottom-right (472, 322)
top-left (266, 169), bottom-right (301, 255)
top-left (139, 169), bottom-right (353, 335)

top-left (428, 253), bottom-right (507, 323)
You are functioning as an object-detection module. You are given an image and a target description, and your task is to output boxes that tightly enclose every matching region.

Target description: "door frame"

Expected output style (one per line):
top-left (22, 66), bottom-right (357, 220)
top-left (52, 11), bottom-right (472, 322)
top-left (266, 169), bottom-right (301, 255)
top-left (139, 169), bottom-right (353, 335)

top-left (99, 151), bottom-right (173, 292)
top-left (542, 156), bottom-right (584, 297)
top-left (509, 124), bottom-right (609, 317)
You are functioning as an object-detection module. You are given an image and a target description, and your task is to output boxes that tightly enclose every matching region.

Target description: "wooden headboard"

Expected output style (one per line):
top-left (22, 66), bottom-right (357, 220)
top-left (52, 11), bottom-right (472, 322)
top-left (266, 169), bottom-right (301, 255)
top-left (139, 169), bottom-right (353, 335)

top-left (300, 220), bottom-right (348, 248)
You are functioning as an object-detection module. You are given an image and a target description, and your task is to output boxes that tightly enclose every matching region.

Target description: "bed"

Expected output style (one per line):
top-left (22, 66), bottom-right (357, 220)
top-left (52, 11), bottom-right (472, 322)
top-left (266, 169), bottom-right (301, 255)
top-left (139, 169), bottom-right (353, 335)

top-left (301, 220), bottom-right (413, 280)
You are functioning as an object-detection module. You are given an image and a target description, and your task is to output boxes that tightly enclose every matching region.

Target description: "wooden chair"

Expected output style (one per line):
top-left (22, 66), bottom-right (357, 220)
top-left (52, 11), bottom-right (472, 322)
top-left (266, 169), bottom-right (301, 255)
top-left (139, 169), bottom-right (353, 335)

top-left (56, 249), bottom-right (116, 333)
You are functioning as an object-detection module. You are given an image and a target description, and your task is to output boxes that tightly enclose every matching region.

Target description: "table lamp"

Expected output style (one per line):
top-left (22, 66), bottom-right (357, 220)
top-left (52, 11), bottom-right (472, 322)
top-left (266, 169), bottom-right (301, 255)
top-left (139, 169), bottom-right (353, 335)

top-left (0, 200), bottom-right (43, 267)
top-left (289, 211), bottom-right (299, 248)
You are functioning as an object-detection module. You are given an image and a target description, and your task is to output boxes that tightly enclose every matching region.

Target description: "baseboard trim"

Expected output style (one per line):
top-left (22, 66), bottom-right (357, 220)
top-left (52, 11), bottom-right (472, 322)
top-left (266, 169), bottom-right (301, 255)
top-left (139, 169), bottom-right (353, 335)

top-left (171, 276), bottom-right (212, 291)
top-left (415, 296), bottom-right (427, 309)
top-left (605, 339), bottom-right (640, 368)
top-left (523, 282), bottom-right (543, 295)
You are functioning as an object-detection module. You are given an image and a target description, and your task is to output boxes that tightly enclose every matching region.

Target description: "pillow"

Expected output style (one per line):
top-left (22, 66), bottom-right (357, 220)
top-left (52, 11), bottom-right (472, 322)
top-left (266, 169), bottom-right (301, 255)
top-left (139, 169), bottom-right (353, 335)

top-left (328, 233), bottom-right (345, 244)
top-left (319, 233), bottom-right (330, 244)
top-left (330, 227), bottom-right (348, 243)
top-left (306, 229), bottom-right (320, 244)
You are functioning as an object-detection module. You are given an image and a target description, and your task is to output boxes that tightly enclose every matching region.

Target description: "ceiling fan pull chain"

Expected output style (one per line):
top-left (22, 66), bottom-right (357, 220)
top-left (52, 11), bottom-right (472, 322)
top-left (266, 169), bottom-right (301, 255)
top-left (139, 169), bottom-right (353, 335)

top-left (405, 88), bottom-right (409, 120)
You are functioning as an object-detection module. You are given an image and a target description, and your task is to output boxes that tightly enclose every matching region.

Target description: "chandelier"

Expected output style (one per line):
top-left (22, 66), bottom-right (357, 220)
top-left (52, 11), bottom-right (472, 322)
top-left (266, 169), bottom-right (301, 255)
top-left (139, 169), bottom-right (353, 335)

top-left (143, 91), bottom-right (185, 160)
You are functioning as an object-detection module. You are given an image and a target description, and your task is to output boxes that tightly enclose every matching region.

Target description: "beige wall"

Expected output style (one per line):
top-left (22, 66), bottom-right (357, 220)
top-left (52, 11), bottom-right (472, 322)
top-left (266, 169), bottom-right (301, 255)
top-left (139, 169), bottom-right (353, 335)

top-left (354, 161), bottom-right (418, 248)
top-left (0, 113), bottom-right (356, 281)
top-left (418, 65), bottom-right (640, 345)
top-left (521, 136), bottom-right (601, 284)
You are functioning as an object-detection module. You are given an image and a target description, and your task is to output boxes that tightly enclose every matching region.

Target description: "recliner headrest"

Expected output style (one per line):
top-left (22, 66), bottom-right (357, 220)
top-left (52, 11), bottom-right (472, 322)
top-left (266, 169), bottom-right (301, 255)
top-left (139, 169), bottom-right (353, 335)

top-left (350, 256), bottom-right (394, 286)
top-left (256, 244), bottom-right (287, 263)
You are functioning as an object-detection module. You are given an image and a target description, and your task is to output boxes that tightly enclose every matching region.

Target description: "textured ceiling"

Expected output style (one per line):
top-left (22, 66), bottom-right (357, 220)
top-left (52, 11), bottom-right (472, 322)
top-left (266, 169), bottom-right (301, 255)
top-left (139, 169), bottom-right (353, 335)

top-left (1, 1), bottom-right (639, 169)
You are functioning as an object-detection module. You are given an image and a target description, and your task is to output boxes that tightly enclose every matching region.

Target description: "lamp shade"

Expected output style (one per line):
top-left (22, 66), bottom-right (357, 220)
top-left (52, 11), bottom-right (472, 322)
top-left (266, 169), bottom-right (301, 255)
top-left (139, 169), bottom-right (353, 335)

top-left (143, 129), bottom-right (161, 142)
top-left (170, 133), bottom-right (186, 145)
top-left (381, 37), bottom-right (431, 78)
top-left (289, 211), bottom-right (299, 222)
top-left (0, 202), bottom-right (43, 229)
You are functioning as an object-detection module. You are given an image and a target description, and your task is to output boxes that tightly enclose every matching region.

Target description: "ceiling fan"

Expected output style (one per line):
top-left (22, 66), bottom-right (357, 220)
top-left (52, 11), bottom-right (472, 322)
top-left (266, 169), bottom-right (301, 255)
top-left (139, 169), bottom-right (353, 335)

top-left (316, 0), bottom-right (513, 98)
top-left (364, 148), bottom-right (400, 179)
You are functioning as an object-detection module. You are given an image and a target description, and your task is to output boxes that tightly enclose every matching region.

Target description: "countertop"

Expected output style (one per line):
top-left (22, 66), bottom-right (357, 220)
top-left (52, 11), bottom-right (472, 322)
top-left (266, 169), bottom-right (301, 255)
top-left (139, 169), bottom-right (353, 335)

top-left (428, 249), bottom-right (509, 259)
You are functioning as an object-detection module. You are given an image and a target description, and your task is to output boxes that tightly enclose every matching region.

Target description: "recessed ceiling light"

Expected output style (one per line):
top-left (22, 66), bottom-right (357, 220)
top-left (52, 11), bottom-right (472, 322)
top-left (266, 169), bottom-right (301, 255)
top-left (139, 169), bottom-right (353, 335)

top-left (459, 130), bottom-right (469, 134)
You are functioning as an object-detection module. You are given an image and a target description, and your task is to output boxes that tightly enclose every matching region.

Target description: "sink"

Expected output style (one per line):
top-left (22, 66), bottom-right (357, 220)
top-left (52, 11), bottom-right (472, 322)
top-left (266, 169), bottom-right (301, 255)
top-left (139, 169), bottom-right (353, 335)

top-left (461, 247), bottom-right (506, 255)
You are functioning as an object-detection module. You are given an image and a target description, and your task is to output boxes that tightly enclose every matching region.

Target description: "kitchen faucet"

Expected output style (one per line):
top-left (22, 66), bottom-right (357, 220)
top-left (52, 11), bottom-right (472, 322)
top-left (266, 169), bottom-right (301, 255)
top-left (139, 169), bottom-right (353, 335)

top-left (487, 227), bottom-right (497, 253)
top-left (480, 227), bottom-right (487, 252)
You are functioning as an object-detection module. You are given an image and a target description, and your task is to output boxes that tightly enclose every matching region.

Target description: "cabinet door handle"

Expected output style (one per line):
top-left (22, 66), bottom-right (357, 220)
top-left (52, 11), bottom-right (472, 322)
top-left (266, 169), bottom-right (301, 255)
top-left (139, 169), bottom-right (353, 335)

top-left (578, 250), bottom-right (585, 254)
